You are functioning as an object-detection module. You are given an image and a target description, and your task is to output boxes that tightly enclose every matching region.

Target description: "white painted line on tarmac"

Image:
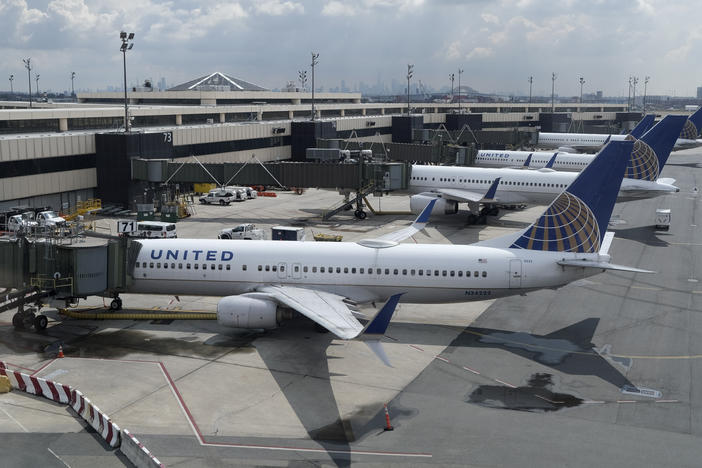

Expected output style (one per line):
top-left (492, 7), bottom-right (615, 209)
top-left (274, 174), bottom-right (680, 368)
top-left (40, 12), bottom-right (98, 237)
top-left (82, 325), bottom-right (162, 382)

top-left (462, 366), bottom-right (480, 375)
top-left (617, 400), bottom-right (636, 403)
top-left (494, 379), bottom-right (516, 388)
top-left (434, 355), bottom-right (449, 363)
top-left (582, 400), bottom-right (605, 404)
top-left (47, 448), bottom-right (71, 467)
top-left (655, 399), bottom-right (680, 403)
top-left (0, 405), bottom-right (29, 432)
top-left (408, 344), bottom-right (424, 352)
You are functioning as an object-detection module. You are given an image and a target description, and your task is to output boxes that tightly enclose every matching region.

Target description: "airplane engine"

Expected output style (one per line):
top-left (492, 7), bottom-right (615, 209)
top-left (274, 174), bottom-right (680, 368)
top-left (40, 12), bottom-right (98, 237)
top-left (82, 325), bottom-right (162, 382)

top-left (410, 193), bottom-right (458, 215)
top-left (217, 296), bottom-right (281, 329)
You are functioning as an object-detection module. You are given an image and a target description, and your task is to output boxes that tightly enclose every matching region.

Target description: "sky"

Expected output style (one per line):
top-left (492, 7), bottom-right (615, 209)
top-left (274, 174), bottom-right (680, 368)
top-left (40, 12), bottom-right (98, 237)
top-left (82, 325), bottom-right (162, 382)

top-left (1, 0), bottom-right (701, 97)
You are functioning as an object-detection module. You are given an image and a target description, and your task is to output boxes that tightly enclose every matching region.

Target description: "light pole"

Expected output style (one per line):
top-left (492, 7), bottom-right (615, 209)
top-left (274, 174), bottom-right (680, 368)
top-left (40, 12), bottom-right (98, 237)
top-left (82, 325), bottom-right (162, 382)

top-left (551, 72), bottom-right (557, 113)
top-left (9, 75), bottom-right (13, 94)
top-left (449, 73), bottom-right (455, 103)
top-left (579, 76), bottom-right (585, 104)
top-left (23, 58), bottom-right (32, 108)
top-left (458, 68), bottom-right (464, 113)
top-left (643, 76), bottom-right (650, 113)
top-left (406, 64), bottom-right (414, 115)
top-left (297, 70), bottom-right (307, 92)
top-left (632, 76), bottom-right (639, 110)
top-left (628, 76), bottom-right (632, 110)
top-left (528, 75), bottom-right (533, 104)
top-left (35, 74), bottom-right (40, 98)
top-left (310, 52), bottom-right (319, 121)
top-left (71, 71), bottom-right (76, 98)
top-left (120, 31), bottom-right (135, 132)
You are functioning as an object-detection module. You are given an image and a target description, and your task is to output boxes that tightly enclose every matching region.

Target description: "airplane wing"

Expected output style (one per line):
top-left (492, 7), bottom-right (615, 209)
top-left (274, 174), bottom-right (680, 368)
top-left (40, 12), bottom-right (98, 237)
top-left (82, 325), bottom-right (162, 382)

top-left (257, 285), bottom-right (364, 339)
top-left (437, 177), bottom-right (501, 203)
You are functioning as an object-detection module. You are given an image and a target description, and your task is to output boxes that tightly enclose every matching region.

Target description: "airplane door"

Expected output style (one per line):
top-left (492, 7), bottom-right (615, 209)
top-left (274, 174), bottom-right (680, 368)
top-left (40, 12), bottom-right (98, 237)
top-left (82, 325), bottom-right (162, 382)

top-left (509, 259), bottom-right (522, 288)
top-left (292, 263), bottom-right (302, 279)
top-left (277, 263), bottom-right (287, 279)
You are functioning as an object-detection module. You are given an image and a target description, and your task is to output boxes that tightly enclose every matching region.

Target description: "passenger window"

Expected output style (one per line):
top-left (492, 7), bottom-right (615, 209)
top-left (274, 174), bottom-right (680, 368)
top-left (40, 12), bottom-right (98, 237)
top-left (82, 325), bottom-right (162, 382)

top-left (411, 269), bottom-right (415, 275)
top-left (149, 262), bottom-right (154, 268)
top-left (303, 266), bottom-right (308, 273)
top-left (368, 268), bottom-right (373, 275)
top-left (418, 270), bottom-right (423, 276)
top-left (434, 270), bottom-right (439, 276)
top-left (320, 267), bottom-right (325, 273)
top-left (280, 265), bottom-right (285, 272)
top-left (265, 265), bottom-right (270, 271)
top-left (194, 264), bottom-right (199, 270)
top-left (186, 263), bottom-right (191, 269)
top-left (336, 267), bottom-right (341, 273)
top-left (218, 264), bottom-right (222, 270)
top-left (393, 269), bottom-right (398, 275)
top-left (352, 267), bottom-right (356, 274)
top-left (203, 264), bottom-right (207, 270)
top-left (178, 263), bottom-right (183, 269)
top-left (210, 264), bottom-right (215, 270)
top-left (258, 265), bottom-right (262, 271)
top-left (474, 271), bottom-right (479, 277)
top-left (403, 269), bottom-right (407, 275)
top-left (242, 265), bottom-right (247, 271)
top-left (482, 271), bottom-right (487, 277)
top-left (458, 271), bottom-right (463, 277)
top-left (385, 268), bottom-right (389, 275)
top-left (157, 263), bottom-right (161, 268)
top-left (360, 268), bottom-right (364, 274)
top-left (376, 268), bottom-right (381, 274)
top-left (442, 270), bottom-right (447, 276)
top-left (164, 263), bottom-right (168, 269)
top-left (450, 271), bottom-right (455, 277)
top-left (426, 270), bottom-right (431, 276)
top-left (272, 265), bottom-right (277, 272)
top-left (312, 266), bottom-right (317, 273)
top-left (294, 266), bottom-right (299, 272)
top-left (226, 265), bottom-right (230, 270)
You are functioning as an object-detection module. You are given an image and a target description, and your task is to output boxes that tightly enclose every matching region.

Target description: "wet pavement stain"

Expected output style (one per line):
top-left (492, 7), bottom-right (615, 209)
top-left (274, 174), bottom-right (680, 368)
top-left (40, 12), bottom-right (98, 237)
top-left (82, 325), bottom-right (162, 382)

top-left (467, 373), bottom-right (583, 412)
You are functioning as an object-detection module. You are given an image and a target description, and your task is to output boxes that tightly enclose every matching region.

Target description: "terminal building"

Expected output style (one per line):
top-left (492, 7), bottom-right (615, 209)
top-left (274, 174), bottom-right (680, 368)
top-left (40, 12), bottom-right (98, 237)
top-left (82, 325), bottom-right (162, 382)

top-left (0, 71), bottom-right (634, 212)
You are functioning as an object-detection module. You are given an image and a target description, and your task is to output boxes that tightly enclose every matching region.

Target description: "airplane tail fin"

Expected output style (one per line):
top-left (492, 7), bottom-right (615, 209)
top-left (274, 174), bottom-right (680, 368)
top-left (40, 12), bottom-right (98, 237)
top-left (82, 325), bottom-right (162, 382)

top-left (544, 152), bottom-right (558, 169)
top-left (680, 107), bottom-right (702, 139)
top-left (506, 140), bottom-right (633, 253)
top-left (627, 115), bottom-right (687, 180)
top-left (628, 114), bottom-right (655, 139)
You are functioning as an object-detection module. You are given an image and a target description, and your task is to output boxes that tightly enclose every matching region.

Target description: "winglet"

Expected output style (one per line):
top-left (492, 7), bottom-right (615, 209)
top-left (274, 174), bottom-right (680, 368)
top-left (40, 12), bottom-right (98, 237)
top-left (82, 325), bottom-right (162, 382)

top-left (415, 198), bottom-right (436, 224)
top-left (483, 177), bottom-right (501, 201)
top-left (523, 153), bottom-right (532, 168)
top-left (359, 294), bottom-right (403, 367)
top-left (544, 153), bottom-right (558, 169)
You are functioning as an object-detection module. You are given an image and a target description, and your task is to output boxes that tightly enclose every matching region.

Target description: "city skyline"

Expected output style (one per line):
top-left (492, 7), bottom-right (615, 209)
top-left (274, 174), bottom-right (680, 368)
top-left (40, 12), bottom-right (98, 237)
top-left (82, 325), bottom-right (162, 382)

top-left (1, 1), bottom-right (700, 97)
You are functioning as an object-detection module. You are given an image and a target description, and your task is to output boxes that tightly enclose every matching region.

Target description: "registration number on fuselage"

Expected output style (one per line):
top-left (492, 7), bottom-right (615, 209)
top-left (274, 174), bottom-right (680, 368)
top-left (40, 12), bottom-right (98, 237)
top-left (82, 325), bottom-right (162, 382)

top-left (465, 290), bottom-right (491, 296)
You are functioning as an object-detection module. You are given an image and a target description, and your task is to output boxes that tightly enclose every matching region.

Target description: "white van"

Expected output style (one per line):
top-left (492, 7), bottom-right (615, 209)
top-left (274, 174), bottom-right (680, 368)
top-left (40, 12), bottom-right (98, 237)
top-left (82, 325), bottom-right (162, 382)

top-left (130, 221), bottom-right (177, 238)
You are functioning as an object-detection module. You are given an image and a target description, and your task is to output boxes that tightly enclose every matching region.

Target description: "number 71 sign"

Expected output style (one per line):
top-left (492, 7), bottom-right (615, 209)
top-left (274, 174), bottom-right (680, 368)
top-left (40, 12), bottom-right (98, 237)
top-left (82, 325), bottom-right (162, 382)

top-left (117, 220), bottom-right (136, 233)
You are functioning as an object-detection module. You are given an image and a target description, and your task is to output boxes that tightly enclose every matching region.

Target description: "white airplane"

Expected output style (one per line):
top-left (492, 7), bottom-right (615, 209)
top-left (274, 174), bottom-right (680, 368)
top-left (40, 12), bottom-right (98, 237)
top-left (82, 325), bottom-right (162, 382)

top-left (538, 108), bottom-right (702, 152)
top-left (123, 140), bottom-right (645, 364)
top-left (475, 114), bottom-right (685, 173)
top-left (408, 116), bottom-right (684, 223)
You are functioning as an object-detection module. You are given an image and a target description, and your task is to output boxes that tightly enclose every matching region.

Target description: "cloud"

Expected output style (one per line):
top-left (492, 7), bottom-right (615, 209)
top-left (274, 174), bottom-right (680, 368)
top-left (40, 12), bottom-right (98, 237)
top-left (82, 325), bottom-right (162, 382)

top-left (322, 1), bottom-right (357, 16)
top-left (254, 0), bottom-right (304, 15)
top-left (466, 47), bottom-right (493, 60)
top-left (481, 13), bottom-right (499, 24)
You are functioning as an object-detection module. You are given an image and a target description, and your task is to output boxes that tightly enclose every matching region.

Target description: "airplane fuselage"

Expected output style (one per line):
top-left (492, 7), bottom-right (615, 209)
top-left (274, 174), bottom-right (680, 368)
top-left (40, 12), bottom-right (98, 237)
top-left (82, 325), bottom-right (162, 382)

top-left (408, 165), bottom-right (677, 203)
top-left (129, 239), bottom-right (598, 305)
top-left (476, 149), bottom-right (592, 172)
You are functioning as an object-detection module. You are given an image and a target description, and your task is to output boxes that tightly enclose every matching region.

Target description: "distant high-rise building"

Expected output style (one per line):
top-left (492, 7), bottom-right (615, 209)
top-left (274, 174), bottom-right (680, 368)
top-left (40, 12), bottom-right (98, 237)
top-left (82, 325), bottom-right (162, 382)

top-left (697, 86), bottom-right (702, 99)
top-left (159, 77), bottom-right (167, 91)
top-left (596, 90), bottom-right (603, 100)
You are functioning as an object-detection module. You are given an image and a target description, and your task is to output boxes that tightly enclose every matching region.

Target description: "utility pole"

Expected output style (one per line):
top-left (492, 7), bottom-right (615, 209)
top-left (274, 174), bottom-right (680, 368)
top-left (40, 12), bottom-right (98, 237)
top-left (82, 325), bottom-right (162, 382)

top-left (528, 75), bottom-right (533, 104)
top-left (632, 76), bottom-right (639, 110)
top-left (310, 52), bottom-right (319, 121)
top-left (35, 74), bottom-right (40, 97)
top-left (9, 75), bottom-right (13, 94)
top-left (406, 64), bottom-right (414, 115)
top-left (579, 76), bottom-right (585, 104)
top-left (120, 31), bottom-right (135, 132)
top-left (449, 73), bottom-right (454, 103)
top-left (551, 72), bottom-right (557, 113)
top-left (643, 76), bottom-right (650, 113)
top-left (71, 71), bottom-right (76, 98)
top-left (22, 58), bottom-right (32, 108)
top-left (458, 68), bottom-right (464, 113)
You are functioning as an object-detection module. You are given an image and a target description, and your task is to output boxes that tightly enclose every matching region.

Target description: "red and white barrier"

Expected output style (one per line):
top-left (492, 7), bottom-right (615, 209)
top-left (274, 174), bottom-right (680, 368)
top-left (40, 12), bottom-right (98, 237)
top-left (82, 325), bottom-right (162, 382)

top-left (120, 429), bottom-right (165, 468)
top-left (70, 389), bottom-right (121, 448)
top-left (0, 361), bottom-right (72, 404)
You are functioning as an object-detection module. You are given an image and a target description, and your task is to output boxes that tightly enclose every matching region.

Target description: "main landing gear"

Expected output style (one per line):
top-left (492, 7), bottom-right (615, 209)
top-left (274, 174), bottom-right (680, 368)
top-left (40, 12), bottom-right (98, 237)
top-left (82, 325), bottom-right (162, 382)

top-left (466, 206), bottom-right (499, 225)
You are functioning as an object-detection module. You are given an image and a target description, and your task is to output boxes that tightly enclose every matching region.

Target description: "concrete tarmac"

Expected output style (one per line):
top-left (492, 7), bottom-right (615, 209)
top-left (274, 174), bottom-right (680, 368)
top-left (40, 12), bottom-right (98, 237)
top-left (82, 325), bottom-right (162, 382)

top-left (1, 148), bottom-right (701, 466)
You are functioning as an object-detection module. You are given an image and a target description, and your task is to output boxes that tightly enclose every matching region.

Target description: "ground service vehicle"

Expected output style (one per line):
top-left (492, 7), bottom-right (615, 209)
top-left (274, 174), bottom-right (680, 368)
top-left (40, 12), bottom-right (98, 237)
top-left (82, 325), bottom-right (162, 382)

top-left (218, 223), bottom-right (265, 240)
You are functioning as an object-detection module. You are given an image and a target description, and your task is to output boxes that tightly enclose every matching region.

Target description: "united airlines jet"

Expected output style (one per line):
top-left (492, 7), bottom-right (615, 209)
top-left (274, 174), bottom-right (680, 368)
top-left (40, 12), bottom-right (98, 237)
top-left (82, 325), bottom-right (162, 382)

top-left (125, 141), bottom-right (645, 363)
top-left (474, 114), bottom-right (684, 174)
top-left (408, 115), bottom-right (684, 222)
top-left (538, 108), bottom-right (702, 152)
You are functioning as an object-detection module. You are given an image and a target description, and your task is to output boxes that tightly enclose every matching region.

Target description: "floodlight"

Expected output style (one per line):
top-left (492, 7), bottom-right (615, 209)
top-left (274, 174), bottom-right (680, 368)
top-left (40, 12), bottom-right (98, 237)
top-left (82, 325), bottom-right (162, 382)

top-left (128, 33), bottom-right (134, 40)
top-left (120, 31), bottom-right (127, 39)
top-left (128, 43), bottom-right (134, 50)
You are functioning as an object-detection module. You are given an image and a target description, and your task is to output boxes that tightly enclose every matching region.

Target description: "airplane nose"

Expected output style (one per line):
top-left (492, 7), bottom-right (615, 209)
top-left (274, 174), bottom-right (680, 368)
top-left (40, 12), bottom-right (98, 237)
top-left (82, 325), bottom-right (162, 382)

top-left (676, 188), bottom-right (680, 192)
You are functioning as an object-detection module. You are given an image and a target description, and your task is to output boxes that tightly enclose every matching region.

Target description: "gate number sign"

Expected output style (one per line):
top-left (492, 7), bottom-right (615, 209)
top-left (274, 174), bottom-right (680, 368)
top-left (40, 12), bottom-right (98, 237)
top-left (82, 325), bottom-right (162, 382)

top-left (117, 220), bottom-right (137, 233)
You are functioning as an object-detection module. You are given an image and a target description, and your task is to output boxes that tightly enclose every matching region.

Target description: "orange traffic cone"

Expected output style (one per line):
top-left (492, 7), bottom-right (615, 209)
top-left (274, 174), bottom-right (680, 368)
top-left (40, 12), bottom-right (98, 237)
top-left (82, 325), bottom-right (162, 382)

top-left (383, 403), bottom-right (394, 431)
top-left (57, 345), bottom-right (64, 358)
